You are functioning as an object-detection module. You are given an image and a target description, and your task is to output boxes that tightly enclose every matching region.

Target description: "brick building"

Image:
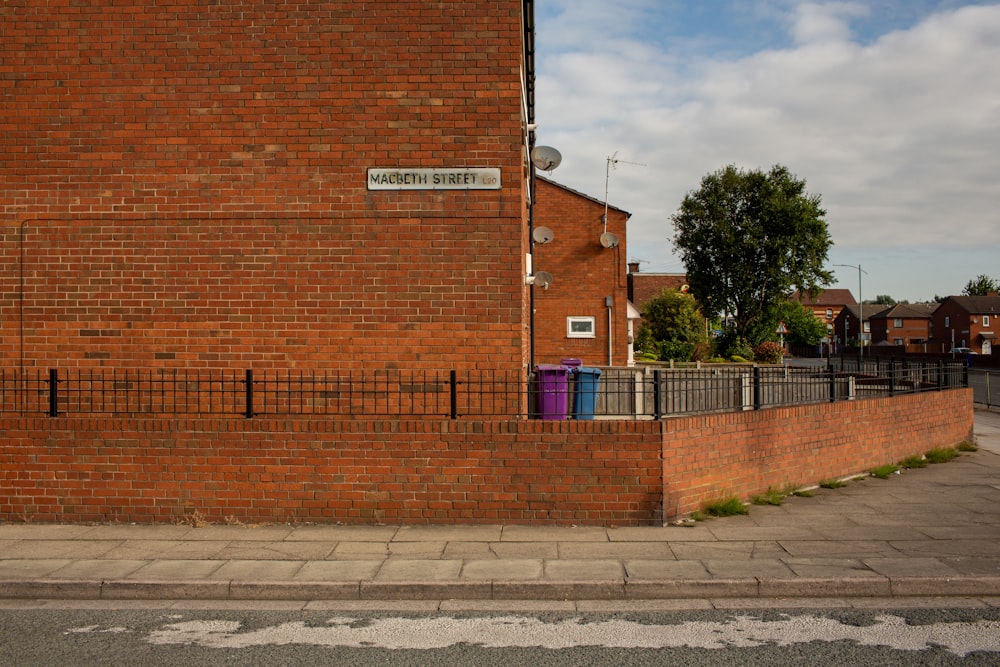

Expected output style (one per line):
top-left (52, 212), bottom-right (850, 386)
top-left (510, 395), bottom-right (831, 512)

top-left (1, 1), bottom-right (533, 374)
top-left (932, 295), bottom-right (1000, 354)
top-left (531, 177), bottom-right (631, 367)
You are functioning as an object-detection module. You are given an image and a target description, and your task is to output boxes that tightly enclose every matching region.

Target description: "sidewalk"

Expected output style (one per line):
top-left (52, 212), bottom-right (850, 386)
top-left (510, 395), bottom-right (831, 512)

top-left (2, 410), bottom-right (999, 605)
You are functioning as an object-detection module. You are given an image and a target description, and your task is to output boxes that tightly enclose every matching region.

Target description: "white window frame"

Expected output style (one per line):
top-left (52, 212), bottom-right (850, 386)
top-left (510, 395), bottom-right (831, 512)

top-left (566, 316), bottom-right (596, 339)
top-left (984, 315), bottom-right (990, 327)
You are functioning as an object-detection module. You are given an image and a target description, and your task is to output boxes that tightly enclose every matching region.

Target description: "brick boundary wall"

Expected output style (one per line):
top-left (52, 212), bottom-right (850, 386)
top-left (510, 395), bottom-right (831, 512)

top-left (0, 390), bottom-right (973, 526)
top-left (661, 389), bottom-right (975, 519)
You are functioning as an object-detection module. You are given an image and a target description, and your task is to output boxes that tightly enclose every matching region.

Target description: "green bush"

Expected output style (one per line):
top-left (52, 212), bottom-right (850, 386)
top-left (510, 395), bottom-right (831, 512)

top-left (753, 341), bottom-right (784, 364)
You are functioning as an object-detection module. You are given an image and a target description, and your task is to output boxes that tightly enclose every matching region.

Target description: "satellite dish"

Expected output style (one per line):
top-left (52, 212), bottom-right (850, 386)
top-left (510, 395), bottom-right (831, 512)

top-left (599, 232), bottom-right (619, 248)
top-left (532, 226), bottom-right (555, 245)
top-left (530, 146), bottom-right (562, 172)
top-left (532, 271), bottom-right (554, 289)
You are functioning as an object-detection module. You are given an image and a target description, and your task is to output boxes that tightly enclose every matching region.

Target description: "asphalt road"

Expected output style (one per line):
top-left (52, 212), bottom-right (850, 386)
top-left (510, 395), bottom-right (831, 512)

top-left (2, 606), bottom-right (998, 666)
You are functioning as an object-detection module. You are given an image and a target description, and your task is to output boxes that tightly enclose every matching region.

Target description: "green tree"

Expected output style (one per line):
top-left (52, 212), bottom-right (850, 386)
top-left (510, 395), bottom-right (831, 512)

top-left (671, 165), bottom-right (833, 351)
top-left (639, 289), bottom-right (708, 361)
top-left (963, 274), bottom-right (998, 296)
top-left (873, 294), bottom-right (897, 306)
top-left (772, 300), bottom-right (828, 347)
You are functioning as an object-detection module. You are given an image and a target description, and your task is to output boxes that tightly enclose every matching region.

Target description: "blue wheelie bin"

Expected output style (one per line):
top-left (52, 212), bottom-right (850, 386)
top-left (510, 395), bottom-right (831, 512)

top-left (572, 367), bottom-right (602, 420)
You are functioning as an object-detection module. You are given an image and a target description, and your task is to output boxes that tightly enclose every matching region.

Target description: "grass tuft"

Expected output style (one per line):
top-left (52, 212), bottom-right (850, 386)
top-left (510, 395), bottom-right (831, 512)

top-left (702, 497), bottom-right (749, 517)
top-left (819, 478), bottom-right (848, 489)
top-left (925, 447), bottom-right (959, 464)
top-left (870, 464), bottom-right (900, 479)
top-left (957, 441), bottom-right (978, 452)
top-left (900, 455), bottom-right (928, 469)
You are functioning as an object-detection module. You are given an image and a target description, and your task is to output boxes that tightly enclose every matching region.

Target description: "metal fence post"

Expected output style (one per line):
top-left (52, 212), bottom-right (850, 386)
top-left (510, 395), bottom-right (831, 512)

top-left (244, 369), bottom-right (254, 418)
top-left (753, 365), bottom-right (762, 410)
top-left (889, 359), bottom-right (896, 396)
top-left (48, 368), bottom-right (59, 417)
top-left (828, 364), bottom-right (836, 403)
top-left (449, 370), bottom-right (458, 419)
top-left (653, 369), bottom-right (662, 420)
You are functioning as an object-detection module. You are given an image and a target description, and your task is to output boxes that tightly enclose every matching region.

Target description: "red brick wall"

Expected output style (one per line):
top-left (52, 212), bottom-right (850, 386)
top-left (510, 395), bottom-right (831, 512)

top-left (531, 178), bottom-right (630, 366)
top-left (0, 390), bottom-right (972, 525)
top-left (662, 389), bottom-right (974, 518)
top-left (0, 418), bottom-right (665, 526)
top-left (0, 1), bottom-right (528, 372)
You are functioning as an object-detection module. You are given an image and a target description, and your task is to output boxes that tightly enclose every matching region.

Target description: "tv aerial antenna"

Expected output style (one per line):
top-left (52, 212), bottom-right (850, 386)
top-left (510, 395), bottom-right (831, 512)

top-left (602, 151), bottom-right (645, 248)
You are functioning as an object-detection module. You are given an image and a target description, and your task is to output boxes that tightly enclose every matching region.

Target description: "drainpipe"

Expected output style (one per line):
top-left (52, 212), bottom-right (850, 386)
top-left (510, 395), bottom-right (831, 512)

top-left (606, 295), bottom-right (613, 366)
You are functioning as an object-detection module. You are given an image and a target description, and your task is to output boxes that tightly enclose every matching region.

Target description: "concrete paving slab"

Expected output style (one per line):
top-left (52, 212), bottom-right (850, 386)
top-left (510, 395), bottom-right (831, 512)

top-left (208, 560), bottom-right (306, 581)
top-left (394, 526), bottom-right (502, 542)
top-left (213, 541), bottom-right (336, 561)
top-left (0, 559), bottom-right (73, 578)
top-left (460, 559), bottom-right (543, 580)
top-left (48, 559), bottom-right (148, 580)
top-left (0, 525), bottom-right (97, 540)
top-left (387, 542), bottom-right (447, 559)
top-left (777, 540), bottom-right (903, 557)
top-left (890, 539), bottom-right (1000, 558)
top-left (623, 560), bottom-right (710, 579)
top-left (294, 561), bottom-right (383, 581)
top-left (670, 541), bottom-right (786, 560)
top-left (101, 540), bottom-right (232, 560)
top-left (373, 559), bottom-right (463, 581)
top-left (940, 557), bottom-right (1000, 576)
top-left (288, 525), bottom-right (399, 542)
top-left (440, 542), bottom-right (559, 559)
top-left (703, 558), bottom-right (796, 579)
top-left (556, 542), bottom-right (673, 559)
top-left (606, 527), bottom-right (699, 542)
top-left (125, 559), bottom-right (226, 580)
top-left (502, 526), bottom-right (608, 542)
top-left (179, 525), bottom-right (296, 541)
top-left (331, 542), bottom-right (389, 558)
top-left (76, 525), bottom-right (195, 541)
top-left (781, 558), bottom-right (888, 579)
top-left (861, 557), bottom-right (963, 578)
top-left (544, 559), bottom-right (624, 580)
top-left (707, 526), bottom-right (823, 541)
top-left (0, 540), bottom-right (122, 559)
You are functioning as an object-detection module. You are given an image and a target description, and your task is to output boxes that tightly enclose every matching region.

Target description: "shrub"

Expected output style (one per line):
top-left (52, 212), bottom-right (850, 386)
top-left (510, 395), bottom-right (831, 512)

top-left (753, 341), bottom-right (784, 364)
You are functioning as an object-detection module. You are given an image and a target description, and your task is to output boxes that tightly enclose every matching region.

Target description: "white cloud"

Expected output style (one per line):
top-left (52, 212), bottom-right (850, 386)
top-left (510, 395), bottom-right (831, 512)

top-left (535, 2), bottom-right (1000, 300)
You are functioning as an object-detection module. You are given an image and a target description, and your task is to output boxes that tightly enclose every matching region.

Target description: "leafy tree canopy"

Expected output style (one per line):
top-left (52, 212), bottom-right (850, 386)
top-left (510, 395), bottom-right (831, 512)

top-left (963, 274), bottom-right (998, 296)
top-left (671, 164), bottom-right (833, 347)
top-left (635, 288), bottom-right (709, 361)
top-left (771, 300), bottom-right (828, 347)
top-left (872, 294), bottom-right (898, 306)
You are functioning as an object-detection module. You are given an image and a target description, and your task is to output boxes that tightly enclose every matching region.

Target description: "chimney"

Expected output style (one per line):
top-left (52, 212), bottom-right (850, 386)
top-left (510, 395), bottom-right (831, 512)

top-left (628, 261), bottom-right (640, 274)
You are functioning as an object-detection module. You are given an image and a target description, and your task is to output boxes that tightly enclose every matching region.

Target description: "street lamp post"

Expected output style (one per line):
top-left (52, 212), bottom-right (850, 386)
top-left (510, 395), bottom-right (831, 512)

top-left (835, 264), bottom-right (867, 359)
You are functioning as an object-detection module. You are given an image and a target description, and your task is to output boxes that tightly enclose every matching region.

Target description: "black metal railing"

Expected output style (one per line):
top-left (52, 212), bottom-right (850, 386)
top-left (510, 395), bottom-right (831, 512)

top-left (0, 361), bottom-right (969, 420)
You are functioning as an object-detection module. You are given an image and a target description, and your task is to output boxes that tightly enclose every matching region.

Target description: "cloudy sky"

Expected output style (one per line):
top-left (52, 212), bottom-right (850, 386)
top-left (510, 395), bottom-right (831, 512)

top-left (533, 0), bottom-right (1000, 303)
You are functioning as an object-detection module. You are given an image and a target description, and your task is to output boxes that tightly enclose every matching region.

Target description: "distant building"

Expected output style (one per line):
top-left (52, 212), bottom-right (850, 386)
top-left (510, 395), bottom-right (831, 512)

top-left (932, 295), bottom-right (1000, 354)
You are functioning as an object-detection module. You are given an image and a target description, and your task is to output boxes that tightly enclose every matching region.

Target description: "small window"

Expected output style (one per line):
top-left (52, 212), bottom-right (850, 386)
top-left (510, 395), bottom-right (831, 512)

top-left (825, 308), bottom-right (833, 320)
top-left (945, 316), bottom-right (950, 327)
top-left (893, 318), bottom-right (903, 328)
top-left (984, 315), bottom-right (990, 327)
top-left (567, 316), bottom-right (596, 338)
